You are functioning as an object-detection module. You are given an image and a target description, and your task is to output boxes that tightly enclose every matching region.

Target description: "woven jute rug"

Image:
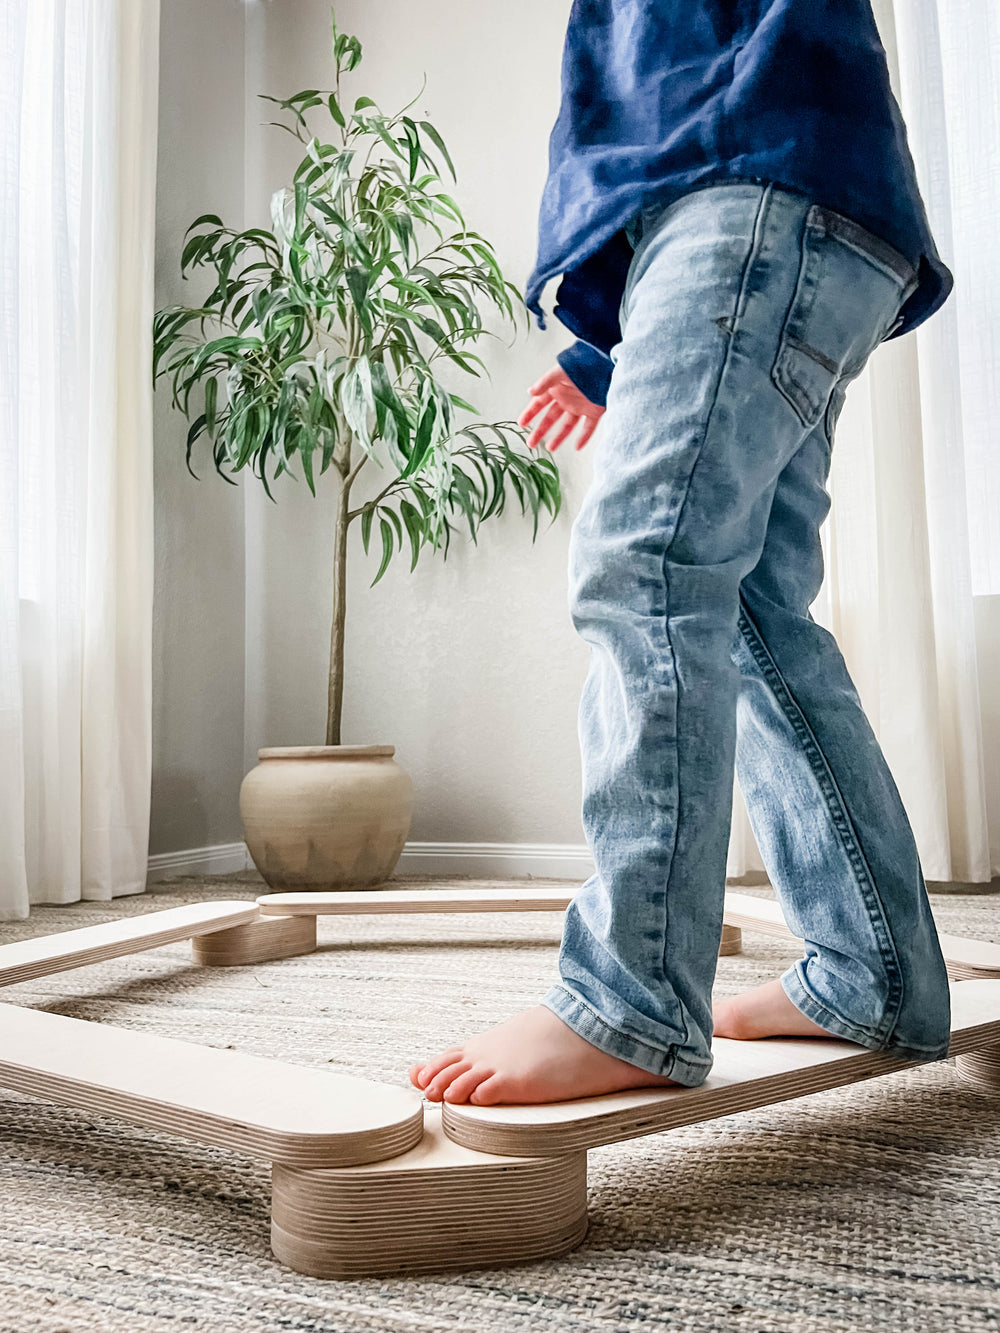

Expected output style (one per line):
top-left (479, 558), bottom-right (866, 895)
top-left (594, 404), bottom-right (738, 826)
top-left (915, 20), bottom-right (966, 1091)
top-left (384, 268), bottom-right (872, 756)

top-left (1, 874), bottom-right (999, 1333)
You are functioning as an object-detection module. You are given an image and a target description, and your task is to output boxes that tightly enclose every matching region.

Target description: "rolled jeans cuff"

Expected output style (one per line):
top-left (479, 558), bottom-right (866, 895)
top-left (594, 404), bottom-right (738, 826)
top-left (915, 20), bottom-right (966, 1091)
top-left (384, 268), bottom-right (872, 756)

top-left (540, 982), bottom-right (714, 1088)
top-left (780, 966), bottom-right (950, 1064)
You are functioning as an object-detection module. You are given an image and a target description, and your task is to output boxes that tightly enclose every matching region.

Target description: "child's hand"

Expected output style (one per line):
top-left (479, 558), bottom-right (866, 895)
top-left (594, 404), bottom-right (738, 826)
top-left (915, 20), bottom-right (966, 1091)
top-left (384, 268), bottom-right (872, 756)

top-left (518, 365), bottom-right (605, 452)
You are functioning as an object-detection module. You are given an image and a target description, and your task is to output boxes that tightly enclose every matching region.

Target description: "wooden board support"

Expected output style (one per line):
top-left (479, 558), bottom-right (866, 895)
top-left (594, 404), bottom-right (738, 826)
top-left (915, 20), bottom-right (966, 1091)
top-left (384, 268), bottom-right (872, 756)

top-left (0, 901), bottom-right (260, 988)
top-left (441, 979), bottom-right (1000, 1157)
top-left (718, 923), bottom-right (742, 956)
top-left (722, 890), bottom-right (1000, 980)
top-left (192, 913), bottom-right (317, 967)
top-left (955, 1043), bottom-right (1000, 1094)
top-left (271, 1106), bottom-right (588, 1278)
top-left (0, 1003), bottom-right (423, 1168)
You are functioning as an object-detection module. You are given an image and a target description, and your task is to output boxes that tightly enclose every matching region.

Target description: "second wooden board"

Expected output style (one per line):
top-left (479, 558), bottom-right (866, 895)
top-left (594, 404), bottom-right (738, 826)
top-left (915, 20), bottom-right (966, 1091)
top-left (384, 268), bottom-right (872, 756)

top-left (441, 979), bottom-right (1000, 1157)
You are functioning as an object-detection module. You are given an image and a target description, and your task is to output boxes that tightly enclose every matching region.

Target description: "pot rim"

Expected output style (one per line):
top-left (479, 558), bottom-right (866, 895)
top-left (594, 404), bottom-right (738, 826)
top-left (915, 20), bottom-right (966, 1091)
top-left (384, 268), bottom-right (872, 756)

top-left (256, 745), bottom-right (396, 761)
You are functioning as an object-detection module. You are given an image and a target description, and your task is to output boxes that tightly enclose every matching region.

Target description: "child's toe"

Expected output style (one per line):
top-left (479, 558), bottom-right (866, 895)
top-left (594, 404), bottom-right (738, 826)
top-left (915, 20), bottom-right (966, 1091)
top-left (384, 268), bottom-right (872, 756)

top-left (413, 1047), bottom-right (465, 1089)
top-left (441, 1065), bottom-right (493, 1104)
top-left (423, 1059), bottom-right (472, 1101)
top-left (469, 1073), bottom-right (505, 1106)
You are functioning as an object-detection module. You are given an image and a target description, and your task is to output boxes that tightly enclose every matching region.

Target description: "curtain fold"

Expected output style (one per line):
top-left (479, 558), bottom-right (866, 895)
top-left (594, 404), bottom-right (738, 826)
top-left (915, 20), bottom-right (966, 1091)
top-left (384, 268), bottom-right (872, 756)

top-left (728, 0), bottom-right (999, 886)
top-left (0, 0), bottom-right (159, 919)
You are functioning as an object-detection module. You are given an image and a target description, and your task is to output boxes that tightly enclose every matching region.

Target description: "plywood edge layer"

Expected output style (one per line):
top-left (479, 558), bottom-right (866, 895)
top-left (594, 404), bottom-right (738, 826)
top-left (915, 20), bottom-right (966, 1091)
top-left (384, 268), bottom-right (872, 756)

top-left (0, 901), bottom-right (260, 987)
top-left (441, 979), bottom-right (1000, 1156)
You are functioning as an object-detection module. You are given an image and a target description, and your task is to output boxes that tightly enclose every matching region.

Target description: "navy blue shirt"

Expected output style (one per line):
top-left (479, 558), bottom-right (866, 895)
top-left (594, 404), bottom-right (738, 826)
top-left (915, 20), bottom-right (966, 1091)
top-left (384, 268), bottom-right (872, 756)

top-left (526, 0), bottom-right (954, 407)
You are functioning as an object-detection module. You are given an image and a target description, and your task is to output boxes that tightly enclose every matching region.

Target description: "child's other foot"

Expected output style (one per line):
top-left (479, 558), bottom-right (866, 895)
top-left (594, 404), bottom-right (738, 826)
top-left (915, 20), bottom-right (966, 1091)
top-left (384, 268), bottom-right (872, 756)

top-left (713, 977), bottom-right (840, 1041)
top-left (408, 1004), bottom-right (679, 1106)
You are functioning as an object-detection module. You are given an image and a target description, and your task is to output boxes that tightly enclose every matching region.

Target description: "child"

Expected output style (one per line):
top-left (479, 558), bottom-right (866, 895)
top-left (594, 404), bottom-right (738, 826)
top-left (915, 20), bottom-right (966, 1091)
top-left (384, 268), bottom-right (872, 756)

top-left (410, 0), bottom-right (954, 1108)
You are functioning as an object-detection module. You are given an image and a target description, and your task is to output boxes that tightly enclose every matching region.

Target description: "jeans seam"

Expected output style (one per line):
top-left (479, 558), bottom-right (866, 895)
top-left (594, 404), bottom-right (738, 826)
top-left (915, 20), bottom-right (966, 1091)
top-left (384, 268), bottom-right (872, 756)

top-left (543, 983), bottom-right (712, 1085)
top-left (806, 202), bottom-right (918, 290)
top-left (654, 183), bottom-right (774, 1038)
top-left (736, 595), bottom-right (905, 1042)
top-left (780, 967), bottom-right (888, 1046)
top-left (780, 968), bottom-right (945, 1060)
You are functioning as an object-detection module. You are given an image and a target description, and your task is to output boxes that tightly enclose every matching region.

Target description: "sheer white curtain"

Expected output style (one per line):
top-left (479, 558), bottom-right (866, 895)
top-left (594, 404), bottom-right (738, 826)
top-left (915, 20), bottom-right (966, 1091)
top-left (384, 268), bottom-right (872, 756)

top-left (729, 0), bottom-right (1000, 887)
top-left (0, 0), bottom-right (159, 919)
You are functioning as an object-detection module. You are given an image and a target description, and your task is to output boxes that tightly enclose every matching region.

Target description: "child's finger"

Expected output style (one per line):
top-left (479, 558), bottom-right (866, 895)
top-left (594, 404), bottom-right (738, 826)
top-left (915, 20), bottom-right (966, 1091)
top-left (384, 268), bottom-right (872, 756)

top-left (543, 413), bottom-right (576, 452)
top-left (518, 394), bottom-right (550, 428)
top-left (527, 401), bottom-right (563, 448)
top-left (575, 415), bottom-right (600, 450)
top-left (529, 366), bottom-right (562, 397)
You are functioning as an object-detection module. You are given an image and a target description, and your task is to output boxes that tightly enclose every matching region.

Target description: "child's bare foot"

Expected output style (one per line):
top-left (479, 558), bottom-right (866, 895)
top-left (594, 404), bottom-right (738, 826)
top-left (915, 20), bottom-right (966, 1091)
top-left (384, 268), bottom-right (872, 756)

top-left (408, 1004), bottom-right (680, 1106)
top-left (713, 977), bottom-right (841, 1041)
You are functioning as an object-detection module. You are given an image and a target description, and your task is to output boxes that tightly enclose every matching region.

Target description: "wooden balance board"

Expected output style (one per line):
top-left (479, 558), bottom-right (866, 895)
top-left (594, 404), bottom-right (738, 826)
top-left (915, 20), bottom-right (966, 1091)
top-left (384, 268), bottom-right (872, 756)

top-left (2, 887), bottom-right (999, 1279)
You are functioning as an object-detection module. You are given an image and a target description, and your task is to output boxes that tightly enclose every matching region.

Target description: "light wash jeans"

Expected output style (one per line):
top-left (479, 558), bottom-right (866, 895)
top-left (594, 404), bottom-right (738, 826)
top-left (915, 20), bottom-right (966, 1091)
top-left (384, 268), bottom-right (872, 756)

top-left (540, 181), bottom-right (951, 1087)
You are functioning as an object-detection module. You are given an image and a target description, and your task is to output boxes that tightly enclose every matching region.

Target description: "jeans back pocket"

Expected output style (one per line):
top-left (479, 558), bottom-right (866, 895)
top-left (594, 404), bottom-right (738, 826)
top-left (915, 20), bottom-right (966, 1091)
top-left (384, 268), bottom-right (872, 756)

top-left (771, 204), bottom-right (917, 431)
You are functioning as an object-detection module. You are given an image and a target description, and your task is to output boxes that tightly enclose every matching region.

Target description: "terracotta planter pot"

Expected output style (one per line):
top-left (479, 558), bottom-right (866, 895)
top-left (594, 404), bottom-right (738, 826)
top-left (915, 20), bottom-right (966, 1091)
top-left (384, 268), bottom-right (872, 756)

top-left (240, 745), bottom-right (413, 892)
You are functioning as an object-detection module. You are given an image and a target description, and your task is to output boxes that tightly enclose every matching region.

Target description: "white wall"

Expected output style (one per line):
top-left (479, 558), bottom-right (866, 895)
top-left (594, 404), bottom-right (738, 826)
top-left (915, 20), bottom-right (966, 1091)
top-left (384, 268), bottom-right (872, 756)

top-left (150, 0), bottom-right (248, 859)
top-left (240, 0), bottom-right (598, 855)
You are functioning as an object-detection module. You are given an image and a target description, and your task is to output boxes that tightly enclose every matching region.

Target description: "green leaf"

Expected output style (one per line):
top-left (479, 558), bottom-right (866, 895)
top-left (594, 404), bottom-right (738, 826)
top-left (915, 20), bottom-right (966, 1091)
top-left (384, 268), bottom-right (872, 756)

top-left (369, 360), bottom-right (411, 465)
top-left (399, 498), bottom-right (425, 571)
top-left (383, 504), bottom-right (404, 546)
top-left (418, 120), bottom-right (456, 180)
top-left (204, 377), bottom-right (218, 432)
top-left (327, 93), bottom-right (346, 128)
top-left (342, 35), bottom-right (363, 72)
top-left (340, 359), bottom-right (374, 450)
top-left (186, 212), bottom-right (225, 230)
top-left (371, 117), bottom-right (404, 160)
top-left (185, 413), bottom-right (207, 477)
top-left (431, 192), bottom-right (465, 225)
top-left (371, 516), bottom-right (394, 586)
top-left (300, 431), bottom-right (317, 495)
top-left (360, 503), bottom-right (375, 553)
top-left (400, 119), bottom-right (420, 180)
top-left (345, 266), bottom-right (370, 312)
top-left (402, 395), bottom-right (437, 478)
top-left (449, 392), bottom-right (478, 414)
top-left (293, 180), bottom-right (308, 236)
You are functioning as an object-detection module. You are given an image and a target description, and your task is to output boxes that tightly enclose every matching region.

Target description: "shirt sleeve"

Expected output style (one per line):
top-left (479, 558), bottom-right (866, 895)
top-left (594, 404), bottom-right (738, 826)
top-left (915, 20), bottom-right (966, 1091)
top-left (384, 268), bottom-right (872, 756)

top-left (556, 340), bottom-right (615, 409)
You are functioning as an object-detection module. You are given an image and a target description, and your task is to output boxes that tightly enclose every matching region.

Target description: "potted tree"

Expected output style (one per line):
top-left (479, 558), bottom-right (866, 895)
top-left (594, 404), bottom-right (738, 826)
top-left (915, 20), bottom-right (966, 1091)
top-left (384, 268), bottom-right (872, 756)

top-left (153, 13), bottom-right (561, 891)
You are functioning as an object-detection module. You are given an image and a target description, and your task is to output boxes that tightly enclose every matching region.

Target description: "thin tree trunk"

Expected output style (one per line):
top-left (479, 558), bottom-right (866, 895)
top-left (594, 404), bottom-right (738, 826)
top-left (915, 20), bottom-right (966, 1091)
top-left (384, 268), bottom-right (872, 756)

top-left (326, 475), bottom-right (350, 745)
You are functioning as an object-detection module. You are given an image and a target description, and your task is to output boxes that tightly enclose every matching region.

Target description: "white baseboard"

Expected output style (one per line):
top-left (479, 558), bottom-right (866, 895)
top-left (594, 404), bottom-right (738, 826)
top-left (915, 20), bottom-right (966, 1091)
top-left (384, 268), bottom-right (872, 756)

top-left (395, 841), bottom-right (593, 881)
top-left (145, 839), bottom-right (779, 887)
top-left (146, 841), bottom-right (254, 882)
top-left (146, 840), bottom-right (593, 884)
